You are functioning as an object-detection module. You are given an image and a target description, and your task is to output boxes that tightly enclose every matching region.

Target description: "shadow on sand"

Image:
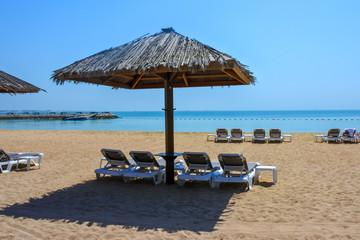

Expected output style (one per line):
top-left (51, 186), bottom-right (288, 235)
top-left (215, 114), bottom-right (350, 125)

top-left (0, 178), bottom-right (247, 232)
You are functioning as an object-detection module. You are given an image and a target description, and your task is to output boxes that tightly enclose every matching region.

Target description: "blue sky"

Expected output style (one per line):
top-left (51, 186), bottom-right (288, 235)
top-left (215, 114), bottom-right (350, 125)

top-left (0, 0), bottom-right (359, 111)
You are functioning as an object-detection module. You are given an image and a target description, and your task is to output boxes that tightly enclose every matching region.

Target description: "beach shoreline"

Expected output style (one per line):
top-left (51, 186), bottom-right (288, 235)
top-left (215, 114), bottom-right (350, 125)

top-left (0, 129), bottom-right (359, 239)
top-left (1, 109), bottom-right (360, 133)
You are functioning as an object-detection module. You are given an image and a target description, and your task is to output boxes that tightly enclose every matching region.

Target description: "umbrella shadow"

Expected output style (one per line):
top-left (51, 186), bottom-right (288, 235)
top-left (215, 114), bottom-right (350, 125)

top-left (0, 178), bottom-right (244, 232)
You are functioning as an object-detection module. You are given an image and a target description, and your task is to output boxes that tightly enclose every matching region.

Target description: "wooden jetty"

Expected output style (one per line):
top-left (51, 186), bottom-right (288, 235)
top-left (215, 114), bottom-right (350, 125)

top-left (0, 112), bottom-right (119, 120)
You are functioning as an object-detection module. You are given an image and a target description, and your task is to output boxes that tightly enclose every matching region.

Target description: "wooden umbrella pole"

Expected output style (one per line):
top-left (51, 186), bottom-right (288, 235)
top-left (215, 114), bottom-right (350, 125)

top-left (164, 75), bottom-right (174, 154)
top-left (164, 73), bottom-right (176, 184)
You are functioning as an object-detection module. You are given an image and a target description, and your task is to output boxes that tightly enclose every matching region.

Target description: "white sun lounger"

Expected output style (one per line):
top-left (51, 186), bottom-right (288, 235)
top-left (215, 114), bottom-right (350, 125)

top-left (324, 128), bottom-right (342, 143)
top-left (0, 149), bottom-right (17, 173)
top-left (215, 128), bottom-right (229, 142)
top-left (177, 152), bottom-right (222, 187)
top-left (94, 148), bottom-right (133, 179)
top-left (228, 128), bottom-right (245, 142)
top-left (252, 129), bottom-right (267, 143)
top-left (341, 128), bottom-right (358, 143)
top-left (0, 147), bottom-right (43, 173)
top-left (211, 153), bottom-right (260, 190)
top-left (122, 151), bottom-right (165, 185)
top-left (268, 129), bottom-right (284, 143)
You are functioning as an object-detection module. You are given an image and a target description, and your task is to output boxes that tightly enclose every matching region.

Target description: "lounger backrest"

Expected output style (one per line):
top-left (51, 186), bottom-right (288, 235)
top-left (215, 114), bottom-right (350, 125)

top-left (231, 128), bottom-right (243, 137)
top-left (101, 148), bottom-right (130, 166)
top-left (0, 148), bottom-right (11, 162)
top-left (269, 129), bottom-right (281, 138)
top-left (254, 129), bottom-right (265, 138)
top-left (327, 128), bottom-right (340, 137)
top-left (216, 128), bottom-right (228, 137)
top-left (129, 151), bottom-right (159, 168)
top-left (343, 128), bottom-right (356, 137)
top-left (218, 153), bottom-right (247, 174)
top-left (182, 152), bottom-right (213, 170)
top-left (218, 153), bottom-right (256, 174)
top-left (343, 130), bottom-right (350, 137)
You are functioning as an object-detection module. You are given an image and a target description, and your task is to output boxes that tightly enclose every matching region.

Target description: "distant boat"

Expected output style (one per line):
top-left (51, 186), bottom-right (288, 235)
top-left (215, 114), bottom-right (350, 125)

top-left (63, 115), bottom-right (94, 121)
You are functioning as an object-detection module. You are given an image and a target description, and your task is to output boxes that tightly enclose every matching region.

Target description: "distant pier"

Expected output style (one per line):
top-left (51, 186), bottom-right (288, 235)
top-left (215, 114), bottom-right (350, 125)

top-left (0, 112), bottom-right (119, 120)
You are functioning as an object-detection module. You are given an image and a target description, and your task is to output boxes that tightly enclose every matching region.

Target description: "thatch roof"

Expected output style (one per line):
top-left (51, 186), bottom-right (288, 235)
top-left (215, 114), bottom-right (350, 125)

top-left (0, 70), bottom-right (45, 94)
top-left (52, 28), bottom-right (255, 89)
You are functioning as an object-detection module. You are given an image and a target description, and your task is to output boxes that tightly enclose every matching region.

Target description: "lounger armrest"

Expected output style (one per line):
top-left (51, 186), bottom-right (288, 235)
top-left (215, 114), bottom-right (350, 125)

top-left (247, 162), bottom-right (260, 171)
top-left (99, 157), bottom-right (107, 168)
top-left (213, 166), bottom-right (223, 173)
top-left (128, 158), bottom-right (137, 166)
top-left (212, 166), bottom-right (221, 171)
top-left (174, 159), bottom-right (184, 165)
top-left (212, 169), bottom-right (224, 177)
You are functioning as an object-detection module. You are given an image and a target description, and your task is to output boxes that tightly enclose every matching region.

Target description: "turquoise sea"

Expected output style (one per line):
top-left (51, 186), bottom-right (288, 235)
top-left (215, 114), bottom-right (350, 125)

top-left (1, 110), bottom-right (360, 133)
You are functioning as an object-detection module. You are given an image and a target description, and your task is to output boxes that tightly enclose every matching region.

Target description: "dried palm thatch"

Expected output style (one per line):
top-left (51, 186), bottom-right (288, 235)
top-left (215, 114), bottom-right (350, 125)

top-left (52, 28), bottom-right (255, 89)
top-left (0, 70), bottom-right (45, 94)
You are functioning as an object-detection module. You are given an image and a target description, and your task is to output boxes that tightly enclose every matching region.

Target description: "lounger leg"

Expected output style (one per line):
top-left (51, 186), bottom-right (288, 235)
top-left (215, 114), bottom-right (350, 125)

top-left (2, 163), bottom-right (14, 173)
top-left (38, 154), bottom-right (43, 168)
top-left (154, 171), bottom-right (165, 185)
top-left (27, 158), bottom-right (31, 171)
top-left (273, 168), bottom-right (277, 185)
top-left (255, 170), bottom-right (261, 184)
top-left (248, 177), bottom-right (255, 190)
top-left (210, 180), bottom-right (220, 189)
top-left (123, 176), bottom-right (130, 183)
top-left (177, 179), bottom-right (185, 187)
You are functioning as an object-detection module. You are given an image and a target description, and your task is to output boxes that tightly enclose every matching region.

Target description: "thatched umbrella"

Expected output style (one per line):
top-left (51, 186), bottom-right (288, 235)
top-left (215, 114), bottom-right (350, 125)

top-left (0, 70), bottom-right (45, 94)
top-left (52, 27), bottom-right (255, 184)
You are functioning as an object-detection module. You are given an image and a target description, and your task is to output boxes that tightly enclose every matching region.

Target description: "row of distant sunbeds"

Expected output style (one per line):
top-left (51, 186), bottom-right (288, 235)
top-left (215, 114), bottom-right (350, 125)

top-left (0, 148), bottom-right (43, 173)
top-left (94, 149), bottom-right (277, 190)
top-left (214, 128), bottom-right (290, 143)
top-left (316, 128), bottom-right (359, 143)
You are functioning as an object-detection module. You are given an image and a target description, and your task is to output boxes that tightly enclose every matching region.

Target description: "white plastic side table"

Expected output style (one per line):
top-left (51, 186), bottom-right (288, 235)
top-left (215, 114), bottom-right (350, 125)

top-left (283, 134), bottom-right (292, 142)
top-left (314, 135), bottom-right (326, 143)
top-left (207, 134), bottom-right (216, 141)
top-left (255, 166), bottom-right (277, 185)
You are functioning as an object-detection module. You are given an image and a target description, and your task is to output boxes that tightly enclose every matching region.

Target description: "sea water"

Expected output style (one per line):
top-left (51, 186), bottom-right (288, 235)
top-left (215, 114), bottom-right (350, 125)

top-left (1, 110), bottom-right (360, 133)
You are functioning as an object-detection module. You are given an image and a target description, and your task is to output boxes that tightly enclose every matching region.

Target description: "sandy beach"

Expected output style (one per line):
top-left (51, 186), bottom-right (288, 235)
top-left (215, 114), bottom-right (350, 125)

top-left (0, 129), bottom-right (359, 239)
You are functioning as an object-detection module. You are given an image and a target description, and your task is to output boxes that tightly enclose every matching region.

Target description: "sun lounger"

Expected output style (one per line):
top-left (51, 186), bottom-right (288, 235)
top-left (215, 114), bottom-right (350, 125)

top-left (177, 152), bottom-right (221, 187)
top-left (215, 128), bottom-right (229, 142)
top-left (341, 128), bottom-right (358, 143)
top-left (94, 148), bottom-right (133, 179)
top-left (252, 129), bottom-right (267, 143)
top-left (0, 148), bottom-right (16, 173)
top-left (122, 151), bottom-right (165, 185)
top-left (212, 153), bottom-right (260, 190)
top-left (228, 128), bottom-right (245, 142)
top-left (0, 147), bottom-right (43, 173)
top-left (268, 129), bottom-right (284, 143)
top-left (324, 128), bottom-right (341, 143)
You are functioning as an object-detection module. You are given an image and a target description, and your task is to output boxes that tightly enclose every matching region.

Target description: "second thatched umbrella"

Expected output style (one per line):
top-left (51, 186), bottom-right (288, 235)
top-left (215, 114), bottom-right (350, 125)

top-left (0, 70), bottom-right (45, 94)
top-left (52, 27), bottom-right (255, 184)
